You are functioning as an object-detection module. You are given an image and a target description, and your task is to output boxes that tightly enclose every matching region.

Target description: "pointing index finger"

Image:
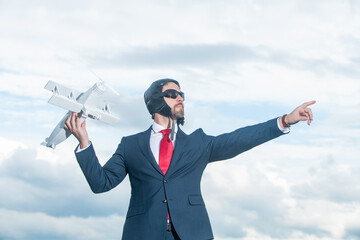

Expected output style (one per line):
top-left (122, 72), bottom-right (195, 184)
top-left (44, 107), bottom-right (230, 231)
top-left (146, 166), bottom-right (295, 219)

top-left (302, 100), bottom-right (316, 108)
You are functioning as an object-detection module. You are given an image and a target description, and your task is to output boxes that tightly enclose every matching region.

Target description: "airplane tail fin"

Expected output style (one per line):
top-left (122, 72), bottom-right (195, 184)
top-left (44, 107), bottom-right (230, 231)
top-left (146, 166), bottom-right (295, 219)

top-left (41, 138), bottom-right (56, 149)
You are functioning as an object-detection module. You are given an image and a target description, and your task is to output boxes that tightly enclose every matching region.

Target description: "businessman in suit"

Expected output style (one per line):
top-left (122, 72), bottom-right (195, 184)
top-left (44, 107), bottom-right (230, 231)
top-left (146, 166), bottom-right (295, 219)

top-left (65, 79), bottom-right (315, 240)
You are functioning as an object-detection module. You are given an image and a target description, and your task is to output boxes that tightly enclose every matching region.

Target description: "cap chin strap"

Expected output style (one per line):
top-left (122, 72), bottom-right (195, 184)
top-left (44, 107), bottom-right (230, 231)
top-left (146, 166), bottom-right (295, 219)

top-left (164, 114), bottom-right (181, 141)
top-left (170, 118), bottom-right (175, 141)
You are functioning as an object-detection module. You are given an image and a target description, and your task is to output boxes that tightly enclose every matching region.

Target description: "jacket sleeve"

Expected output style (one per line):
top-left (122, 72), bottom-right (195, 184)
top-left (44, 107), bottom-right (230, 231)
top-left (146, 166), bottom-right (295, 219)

top-left (205, 118), bottom-right (286, 163)
top-left (75, 137), bottom-right (127, 193)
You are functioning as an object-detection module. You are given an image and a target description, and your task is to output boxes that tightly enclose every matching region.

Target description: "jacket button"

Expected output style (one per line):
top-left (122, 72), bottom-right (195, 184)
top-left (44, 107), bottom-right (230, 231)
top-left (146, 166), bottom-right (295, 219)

top-left (162, 199), bottom-right (167, 203)
top-left (164, 179), bottom-right (168, 183)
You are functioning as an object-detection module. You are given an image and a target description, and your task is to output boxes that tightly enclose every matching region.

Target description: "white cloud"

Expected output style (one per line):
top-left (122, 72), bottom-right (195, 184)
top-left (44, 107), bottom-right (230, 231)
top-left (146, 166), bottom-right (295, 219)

top-left (0, 140), bottom-right (131, 217)
top-left (0, 208), bottom-right (124, 240)
top-left (202, 139), bottom-right (360, 239)
top-left (0, 137), bottom-right (27, 164)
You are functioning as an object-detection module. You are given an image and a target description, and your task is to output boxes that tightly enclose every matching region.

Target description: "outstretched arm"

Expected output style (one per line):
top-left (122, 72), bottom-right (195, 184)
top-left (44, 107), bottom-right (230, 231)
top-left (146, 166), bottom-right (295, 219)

top-left (207, 100), bottom-right (316, 162)
top-left (278, 100), bottom-right (316, 128)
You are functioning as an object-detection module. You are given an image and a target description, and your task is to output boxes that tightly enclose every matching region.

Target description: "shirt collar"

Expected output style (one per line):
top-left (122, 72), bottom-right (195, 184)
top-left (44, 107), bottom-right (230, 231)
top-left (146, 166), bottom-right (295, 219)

top-left (152, 121), bottom-right (178, 134)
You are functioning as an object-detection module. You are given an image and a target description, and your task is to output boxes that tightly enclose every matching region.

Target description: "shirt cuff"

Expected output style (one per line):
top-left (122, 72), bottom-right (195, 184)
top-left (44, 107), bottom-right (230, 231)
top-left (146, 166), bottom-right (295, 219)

top-left (75, 142), bottom-right (91, 153)
top-left (277, 117), bottom-right (290, 133)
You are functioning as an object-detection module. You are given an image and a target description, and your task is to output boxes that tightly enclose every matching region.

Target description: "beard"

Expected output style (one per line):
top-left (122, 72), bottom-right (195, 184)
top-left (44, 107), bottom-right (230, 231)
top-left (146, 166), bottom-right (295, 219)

top-left (172, 103), bottom-right (184, 120)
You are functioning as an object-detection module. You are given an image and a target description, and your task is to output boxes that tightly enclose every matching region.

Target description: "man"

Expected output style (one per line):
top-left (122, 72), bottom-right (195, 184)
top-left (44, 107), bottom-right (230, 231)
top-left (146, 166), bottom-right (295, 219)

top-left (65, 79), bottom-right (315, 240)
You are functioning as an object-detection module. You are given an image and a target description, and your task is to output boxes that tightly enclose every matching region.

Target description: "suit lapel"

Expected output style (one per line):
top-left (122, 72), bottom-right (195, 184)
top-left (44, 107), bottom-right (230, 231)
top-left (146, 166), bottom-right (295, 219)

top-left (166, 128), bottom-right (186, 177)
top-left (138, 127), bottom-right (164, 175)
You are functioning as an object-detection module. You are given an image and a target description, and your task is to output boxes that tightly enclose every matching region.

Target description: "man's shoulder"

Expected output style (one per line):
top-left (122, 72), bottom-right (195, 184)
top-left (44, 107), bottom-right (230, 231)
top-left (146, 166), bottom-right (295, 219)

top-left (122, 126), bottom-right (152, 140)
top-left (179, 128), bottom-right (207, 138)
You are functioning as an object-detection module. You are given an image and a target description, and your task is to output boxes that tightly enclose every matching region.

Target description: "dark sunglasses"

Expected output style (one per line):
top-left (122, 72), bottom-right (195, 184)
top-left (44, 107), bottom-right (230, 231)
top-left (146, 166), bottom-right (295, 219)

top-left (163, 89), bottom-right (185, 100)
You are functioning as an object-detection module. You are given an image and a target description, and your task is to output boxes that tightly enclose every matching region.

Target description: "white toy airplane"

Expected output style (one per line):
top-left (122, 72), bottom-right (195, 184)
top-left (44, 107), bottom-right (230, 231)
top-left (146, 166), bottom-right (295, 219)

top-left (42, 80), bottom-right (121, 149)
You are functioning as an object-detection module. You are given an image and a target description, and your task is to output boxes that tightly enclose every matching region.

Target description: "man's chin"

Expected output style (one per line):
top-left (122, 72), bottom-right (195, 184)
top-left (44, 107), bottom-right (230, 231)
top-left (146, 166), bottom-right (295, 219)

top-left (173, 111), bottom-right (184, 120)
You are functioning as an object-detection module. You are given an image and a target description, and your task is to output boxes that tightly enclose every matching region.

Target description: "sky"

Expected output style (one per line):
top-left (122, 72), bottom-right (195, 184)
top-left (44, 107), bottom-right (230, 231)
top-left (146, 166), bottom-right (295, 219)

top-left (0, 0), bottom-right (360, 239)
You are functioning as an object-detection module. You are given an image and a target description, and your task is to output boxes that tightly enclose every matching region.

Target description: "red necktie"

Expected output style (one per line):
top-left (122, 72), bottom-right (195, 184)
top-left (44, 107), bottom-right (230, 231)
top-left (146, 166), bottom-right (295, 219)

top-left (159, 129), bottom-right (173, 175)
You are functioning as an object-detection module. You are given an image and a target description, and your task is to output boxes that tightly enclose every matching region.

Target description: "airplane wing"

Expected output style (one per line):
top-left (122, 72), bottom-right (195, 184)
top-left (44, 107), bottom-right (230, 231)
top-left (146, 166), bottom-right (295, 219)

top-left (80, 82), bottom-right (121, 125)
top-left (44, 80), bottom-right (121, 124)
top-left (44, 80), bottom-right (83, 112)
top-left (82, 105), bottom-right (120, 125)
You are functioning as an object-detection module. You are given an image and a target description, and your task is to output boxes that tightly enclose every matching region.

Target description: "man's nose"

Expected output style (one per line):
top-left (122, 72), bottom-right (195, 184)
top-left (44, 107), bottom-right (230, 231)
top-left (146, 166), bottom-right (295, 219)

top-left (176, 95), bottom-right (184, 102)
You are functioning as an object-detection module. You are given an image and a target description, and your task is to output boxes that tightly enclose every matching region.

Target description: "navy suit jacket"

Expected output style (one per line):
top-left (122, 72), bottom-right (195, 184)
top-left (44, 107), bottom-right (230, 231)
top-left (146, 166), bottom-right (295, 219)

top-left (75, 118), bottom-right (285, 240)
